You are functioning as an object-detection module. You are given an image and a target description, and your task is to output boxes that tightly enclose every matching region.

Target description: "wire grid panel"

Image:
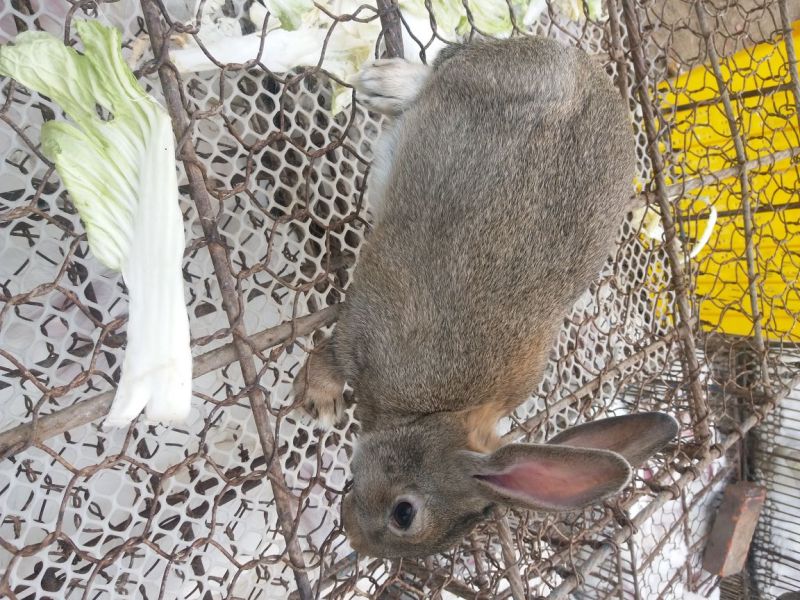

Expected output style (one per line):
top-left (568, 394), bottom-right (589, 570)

top-left (573, 451), bottom-right (732, 600)
top-left (750, 383), bottom-right (800, 598)
top-left (1, 1), bottom-right (799, 599)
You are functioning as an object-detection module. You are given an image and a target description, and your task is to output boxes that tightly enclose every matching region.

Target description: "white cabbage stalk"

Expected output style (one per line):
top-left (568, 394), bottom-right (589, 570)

top-left (0, 21), bottom-right (192, 427)
top-left (252, 0), bottom-right (316, 31)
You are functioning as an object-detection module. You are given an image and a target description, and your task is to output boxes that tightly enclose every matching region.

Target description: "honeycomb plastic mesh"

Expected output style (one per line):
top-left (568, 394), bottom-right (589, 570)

top-left (1, 1), bottom-right (798, 599)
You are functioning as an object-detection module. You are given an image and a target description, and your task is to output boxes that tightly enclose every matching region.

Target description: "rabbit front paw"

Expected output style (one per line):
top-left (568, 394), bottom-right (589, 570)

top-left (293, 351), bottom-right (346, 429)
top-left (352, 59), bottom-right (431, 116)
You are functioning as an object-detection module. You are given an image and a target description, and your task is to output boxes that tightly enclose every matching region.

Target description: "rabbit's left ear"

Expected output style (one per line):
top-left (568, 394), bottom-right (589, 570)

top-left (547, 412), bottom-right (679, 467)
top-left (472, 444), bottom-right (631, 512)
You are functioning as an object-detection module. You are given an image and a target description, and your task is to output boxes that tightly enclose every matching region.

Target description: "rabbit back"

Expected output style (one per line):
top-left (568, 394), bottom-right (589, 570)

top-left (333, 37), bottom-right (637, 428)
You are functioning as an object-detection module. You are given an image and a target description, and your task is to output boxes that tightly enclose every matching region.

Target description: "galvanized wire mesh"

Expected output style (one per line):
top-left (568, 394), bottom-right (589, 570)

top-left (750, 384), bottom-right (800, 598)
top-left (1, 0), bottom-right (798, 599)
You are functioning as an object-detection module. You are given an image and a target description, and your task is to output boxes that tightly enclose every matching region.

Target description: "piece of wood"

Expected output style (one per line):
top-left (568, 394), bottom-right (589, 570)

top-left (702, 481), bottom-right (767, 577)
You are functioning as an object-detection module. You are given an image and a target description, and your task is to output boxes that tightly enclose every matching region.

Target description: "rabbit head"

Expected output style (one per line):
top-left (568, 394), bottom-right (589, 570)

top-left (341, 412), bottom-right (678, 558)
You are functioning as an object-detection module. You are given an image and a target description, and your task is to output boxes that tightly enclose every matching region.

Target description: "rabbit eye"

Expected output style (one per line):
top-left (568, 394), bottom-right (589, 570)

top-left (391, 501), bottom-right (415, 530)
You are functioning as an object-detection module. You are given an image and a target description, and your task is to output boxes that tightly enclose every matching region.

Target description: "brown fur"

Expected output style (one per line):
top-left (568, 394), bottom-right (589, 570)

top-left (461, 402), bottom-right (505, 453)
top-left (461, 339), bottom-right (555, 452)
top-left (293, 37), bottom-right (678, 559)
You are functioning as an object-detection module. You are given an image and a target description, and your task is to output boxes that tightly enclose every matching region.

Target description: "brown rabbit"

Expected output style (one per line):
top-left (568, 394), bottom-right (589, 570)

top-left (293, 36), bottom-right (678, 558)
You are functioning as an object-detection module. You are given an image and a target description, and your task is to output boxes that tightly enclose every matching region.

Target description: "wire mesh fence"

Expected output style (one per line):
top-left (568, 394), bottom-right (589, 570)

top-left (0, 0), bottom-right (798, 598)
top-left (749, 384), bottom-right (800, 598)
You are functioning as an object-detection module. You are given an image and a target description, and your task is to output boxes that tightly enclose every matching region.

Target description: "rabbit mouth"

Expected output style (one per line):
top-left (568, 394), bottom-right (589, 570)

top-left (453, 504), bottom-right (494, 534)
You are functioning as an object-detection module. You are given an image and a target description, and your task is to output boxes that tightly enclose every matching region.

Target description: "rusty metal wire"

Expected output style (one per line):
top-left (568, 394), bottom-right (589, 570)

top-left (1, 0), bottom-right (799, 599)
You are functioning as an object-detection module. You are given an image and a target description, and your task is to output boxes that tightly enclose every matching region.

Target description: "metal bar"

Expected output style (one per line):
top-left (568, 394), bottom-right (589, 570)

top-left (605, 0), bottom-right (631, 103)
top-left (657, 565), bottom-right (691, 600)
top-left (677, 197), bottom-right (800, 224)
top-left (627, 539), bottom-right (641, 600)
top-left (681, 485), bottom-right (698, 589)
top-left (778, 0), bottom-right (800, 124)
top-left (496, 514), bottom-right (527, 600)
top-left (670, 81), bottom-right (794, 112)
top-left (0, 306), bottom-right (338, 459)
top-left (612, 543), bottom-right (625, 600)
top-left (287, 553), bottom-right (361, 600)
top-left (139, 2), bottom-right (314, 597)
top-left (661, 146), bottom-right (800, 202)
top-left (400, 560), bottom-right (493, 599)
top-left (376, 0), bottom-right (405, 59)
top-left (469, 532), bottom-right (491, 591)
top-left (694, 1), bottom-right (771, 391)
top-left (620, 0), bottom-right (711, 443)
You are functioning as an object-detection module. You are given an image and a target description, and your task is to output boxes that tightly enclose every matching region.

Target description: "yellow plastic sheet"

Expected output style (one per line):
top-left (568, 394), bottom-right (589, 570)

top-left (658, 21), bottom-right (800, 342)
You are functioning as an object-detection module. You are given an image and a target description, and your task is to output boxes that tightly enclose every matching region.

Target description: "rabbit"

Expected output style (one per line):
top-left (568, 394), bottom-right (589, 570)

top-left (293, 36), bottom-right (679, 558)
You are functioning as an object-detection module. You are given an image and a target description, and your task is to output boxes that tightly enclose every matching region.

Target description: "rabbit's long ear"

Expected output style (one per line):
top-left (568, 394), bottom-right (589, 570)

top-left (547, 412), bottom-right (679, 467)
top-left (472, 444), bottom-right (631, 511)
